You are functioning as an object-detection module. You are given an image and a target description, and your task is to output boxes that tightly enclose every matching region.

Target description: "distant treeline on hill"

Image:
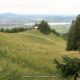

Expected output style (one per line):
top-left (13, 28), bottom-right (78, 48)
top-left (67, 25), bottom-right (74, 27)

top-left (0, 27), bottom-right (29, 33)
top-left (0, 20), bottom-right (60, 37)
top-left (0, 27), bottom-right (60, 36)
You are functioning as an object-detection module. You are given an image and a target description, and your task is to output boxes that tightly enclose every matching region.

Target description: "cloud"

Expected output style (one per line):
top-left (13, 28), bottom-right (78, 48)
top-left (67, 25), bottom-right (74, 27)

top-left (0, 0), bottom-right (80, 15)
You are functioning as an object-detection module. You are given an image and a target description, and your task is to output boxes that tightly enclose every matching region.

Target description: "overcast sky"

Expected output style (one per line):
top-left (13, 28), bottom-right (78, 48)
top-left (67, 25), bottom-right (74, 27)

top-left (0, 0), bottom-right (80, 15)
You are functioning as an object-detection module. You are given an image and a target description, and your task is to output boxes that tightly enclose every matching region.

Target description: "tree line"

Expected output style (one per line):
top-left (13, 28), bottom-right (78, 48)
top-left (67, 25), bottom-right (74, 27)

top-left (0, 27), bottom-right (29, 33)
top-left (0, 20), bottom-right (60, 36)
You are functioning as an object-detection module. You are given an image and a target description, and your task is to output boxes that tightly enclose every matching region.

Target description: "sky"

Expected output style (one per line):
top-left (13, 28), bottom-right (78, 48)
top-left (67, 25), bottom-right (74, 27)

top-left (0, 0), bottom-right (80, 15)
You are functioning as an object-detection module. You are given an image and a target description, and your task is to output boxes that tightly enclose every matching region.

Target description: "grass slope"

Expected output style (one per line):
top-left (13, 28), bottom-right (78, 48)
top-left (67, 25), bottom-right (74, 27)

top-left (0, 30), bottom-right (72, 80)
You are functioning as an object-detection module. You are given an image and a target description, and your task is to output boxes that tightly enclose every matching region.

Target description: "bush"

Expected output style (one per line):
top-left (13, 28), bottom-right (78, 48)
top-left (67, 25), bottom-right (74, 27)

top-left (54, 56), bottom-right (80, 80)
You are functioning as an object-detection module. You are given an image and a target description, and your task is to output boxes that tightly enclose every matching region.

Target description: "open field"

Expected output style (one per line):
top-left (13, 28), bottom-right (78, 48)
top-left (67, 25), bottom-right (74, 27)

top-left (51, 24), bottom-right (70, 34)
top-left (0, 30), bottom-right (79, 80)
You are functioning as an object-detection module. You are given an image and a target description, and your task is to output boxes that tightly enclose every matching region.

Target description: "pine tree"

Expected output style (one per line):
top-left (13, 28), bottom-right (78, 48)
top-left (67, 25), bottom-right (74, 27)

top-left (66, 15), bottom-right (80, 51)
top-left (38, 20), bottom-right (51, 34)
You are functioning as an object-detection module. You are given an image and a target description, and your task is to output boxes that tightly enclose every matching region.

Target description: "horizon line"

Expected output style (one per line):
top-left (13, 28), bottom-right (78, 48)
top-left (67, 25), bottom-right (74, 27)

top-left (0, 12), bottom-right (78, 16)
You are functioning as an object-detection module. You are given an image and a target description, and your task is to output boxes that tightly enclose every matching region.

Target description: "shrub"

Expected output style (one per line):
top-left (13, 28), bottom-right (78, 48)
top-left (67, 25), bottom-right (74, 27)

top-left (54, 56), bottom-right (80, 80)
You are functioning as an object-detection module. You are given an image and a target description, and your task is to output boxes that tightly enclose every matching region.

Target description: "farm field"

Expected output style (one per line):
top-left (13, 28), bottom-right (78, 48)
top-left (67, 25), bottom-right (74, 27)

top-left (51, 24), bottom-right (70, 34)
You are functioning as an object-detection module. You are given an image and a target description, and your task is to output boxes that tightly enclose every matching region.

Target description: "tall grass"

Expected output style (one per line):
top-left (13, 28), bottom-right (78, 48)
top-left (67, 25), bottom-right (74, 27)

top-left (0, 30), bottom-right (77, 80)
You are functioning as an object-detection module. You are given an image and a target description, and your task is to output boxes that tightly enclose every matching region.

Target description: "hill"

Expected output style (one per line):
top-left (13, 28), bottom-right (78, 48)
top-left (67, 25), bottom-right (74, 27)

top-left (0, 30), bottom-right (79, 80)
top-left (0, 13), bottom-right (75, 24)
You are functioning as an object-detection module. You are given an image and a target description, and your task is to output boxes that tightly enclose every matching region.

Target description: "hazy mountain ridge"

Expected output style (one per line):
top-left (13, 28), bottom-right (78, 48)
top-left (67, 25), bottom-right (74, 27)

top-left (0, 13), bottom-right (75, 25)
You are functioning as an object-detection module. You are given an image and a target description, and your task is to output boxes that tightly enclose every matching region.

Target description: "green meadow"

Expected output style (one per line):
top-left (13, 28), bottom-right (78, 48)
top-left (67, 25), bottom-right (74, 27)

top-left (0, 29), bottom-right (79, 80)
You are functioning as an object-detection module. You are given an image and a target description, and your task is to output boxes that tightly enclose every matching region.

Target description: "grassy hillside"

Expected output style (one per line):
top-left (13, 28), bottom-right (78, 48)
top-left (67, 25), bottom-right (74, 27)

top-left (0, 29), bottom-right (78, 80)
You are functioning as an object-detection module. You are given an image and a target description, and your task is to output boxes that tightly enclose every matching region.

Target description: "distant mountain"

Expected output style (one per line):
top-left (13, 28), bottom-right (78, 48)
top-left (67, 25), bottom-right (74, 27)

top-left (0, 13), bottom-right (75, 25)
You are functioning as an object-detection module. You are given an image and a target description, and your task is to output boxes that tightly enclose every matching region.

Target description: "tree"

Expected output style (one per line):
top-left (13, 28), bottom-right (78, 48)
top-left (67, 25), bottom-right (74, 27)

top-left (0, 28), bottom-right (5, 32)
top-left (66, 15), bottom-right (80, 51)
top-left (38, 20), bottom-right (51, 34)
top-left (54, 56), bottom-right (80, 80)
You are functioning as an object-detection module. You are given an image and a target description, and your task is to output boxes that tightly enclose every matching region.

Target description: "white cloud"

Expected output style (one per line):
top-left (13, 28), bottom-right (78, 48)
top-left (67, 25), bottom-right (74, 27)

top-left (0, 0), bottom-right (80, 15)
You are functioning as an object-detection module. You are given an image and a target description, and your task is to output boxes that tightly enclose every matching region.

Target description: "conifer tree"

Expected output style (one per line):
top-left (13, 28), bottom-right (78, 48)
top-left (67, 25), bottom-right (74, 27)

top-left (67, 15), bottom-right (80, 51)
top-left (38, 20), bottom-right (51, 34)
